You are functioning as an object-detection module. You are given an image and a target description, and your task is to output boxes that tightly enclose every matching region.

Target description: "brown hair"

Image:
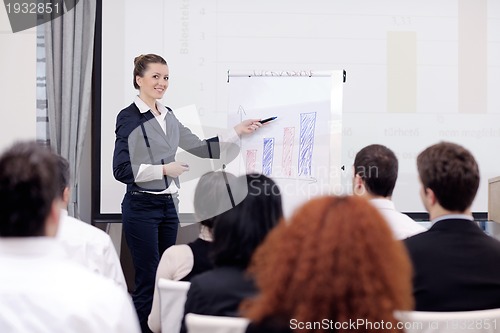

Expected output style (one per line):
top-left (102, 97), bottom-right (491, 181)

top-left (354, 144), bottom-right (398, 197)
top-left (133, 54), bottom-right (167, 89)
top-left (417, 141), bottom-right (479, 212)
top-left (241, 196), bottom-right (413, 332)
top-left (0, 141), bottom-right (61, 237)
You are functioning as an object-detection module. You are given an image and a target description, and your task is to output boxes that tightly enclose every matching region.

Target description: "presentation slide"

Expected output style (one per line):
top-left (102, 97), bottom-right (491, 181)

top-left (100, 0), bottom-right (500, 216)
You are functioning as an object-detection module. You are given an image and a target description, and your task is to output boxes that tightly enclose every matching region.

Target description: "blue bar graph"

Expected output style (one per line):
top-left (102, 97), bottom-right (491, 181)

top-left (298, 112), bottom-right (317, 176)
top-left (262, 138), bottom-right (275, 176)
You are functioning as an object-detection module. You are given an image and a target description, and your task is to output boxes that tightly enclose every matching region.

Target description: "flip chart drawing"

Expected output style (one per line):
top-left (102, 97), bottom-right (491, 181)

top-left (282, 127), bottom-right (295, 177)
top-left (262, 138), bottom-right (275, 176)
top-left (298, 112), bottom-right (317, 177)
top-left (227, 72), bottom-right (344, 217)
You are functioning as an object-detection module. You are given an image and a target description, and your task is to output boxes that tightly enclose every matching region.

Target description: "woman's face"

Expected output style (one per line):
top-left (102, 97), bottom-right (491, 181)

top-left (136, 62), bottom-right (169, 101)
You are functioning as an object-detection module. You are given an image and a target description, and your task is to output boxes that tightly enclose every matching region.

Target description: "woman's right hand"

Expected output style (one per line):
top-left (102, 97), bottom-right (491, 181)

top-left (163, 161), bottom-right (189, 177)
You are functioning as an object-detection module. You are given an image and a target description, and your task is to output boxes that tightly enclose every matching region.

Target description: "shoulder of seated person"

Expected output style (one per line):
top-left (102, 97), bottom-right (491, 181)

top-left (191, 267), bottom-right (247, 284)
top-left (60, 216), bottom-right (112, 244)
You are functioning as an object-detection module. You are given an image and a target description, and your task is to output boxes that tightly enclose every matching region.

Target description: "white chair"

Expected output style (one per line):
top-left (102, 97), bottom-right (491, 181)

top-left (395, 308), bottom-right (500, 333)
top-left (157, 278), bottom-right (191, 333)
top-left (185, 313), bottom-right (249, 333)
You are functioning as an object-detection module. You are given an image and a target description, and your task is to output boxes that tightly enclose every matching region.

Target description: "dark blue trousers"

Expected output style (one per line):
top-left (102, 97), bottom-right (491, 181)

top-left (122, 191), bottom-right (179, 333)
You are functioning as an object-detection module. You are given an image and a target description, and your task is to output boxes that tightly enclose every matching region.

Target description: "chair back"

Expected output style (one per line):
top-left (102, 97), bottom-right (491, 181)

top-left (395, 308), bottom-right (500, 333)
top-left (185, 313), bottom-right (249, 333)
top-left (158, 278), bottom-right (191, 333)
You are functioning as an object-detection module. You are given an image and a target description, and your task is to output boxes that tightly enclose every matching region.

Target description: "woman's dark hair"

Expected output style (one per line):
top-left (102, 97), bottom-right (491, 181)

top-left (211, 173), bottom-right (283, 268)
top-left (133, 54), bottom-right (167, 89)
top-left (194, 171), bottom-right (238, 229)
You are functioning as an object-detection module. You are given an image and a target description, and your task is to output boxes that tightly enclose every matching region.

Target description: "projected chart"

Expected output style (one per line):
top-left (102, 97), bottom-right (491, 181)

top-left (100, 0), bottom-right (500, 216)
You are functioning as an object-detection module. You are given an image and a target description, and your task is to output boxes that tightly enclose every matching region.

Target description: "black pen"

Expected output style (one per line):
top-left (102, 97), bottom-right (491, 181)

top-left (259, 116), bottom-right (277, 124)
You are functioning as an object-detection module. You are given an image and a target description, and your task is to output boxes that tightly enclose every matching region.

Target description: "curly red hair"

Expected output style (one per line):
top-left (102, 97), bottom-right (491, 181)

top-left (241, 195), bottom-right (413, 333)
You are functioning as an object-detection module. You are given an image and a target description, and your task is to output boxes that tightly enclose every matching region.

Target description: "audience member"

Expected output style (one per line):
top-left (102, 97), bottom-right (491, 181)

top-left (180, 173), bottom-right (283, 333)
top-left (55, 154), bottom-right (127, 290)
top-left (405, 141), bottom-right (500, 311)
top-left (242, 195), bottom-right (413, 333)
top-left (148, 170), bottom-right (239, 333)
top-left (353, 144), bottom-right (425, 239)
top-left (0, 141), bottom-right (140, 333)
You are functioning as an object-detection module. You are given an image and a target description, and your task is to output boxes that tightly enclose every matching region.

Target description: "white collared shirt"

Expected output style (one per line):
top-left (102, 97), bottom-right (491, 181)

top-left (133, 96), bottom-right (239, 194)
top-left (432, 214), bottom-right (474, 224)
top-left (370, 198), bottom-right (427, 240)
top-left (134, 95), bottom-right (169, 133)
top-left (57, 209), bottom-right (127, 291)
top-left (0, 237), bottom-right (140, 333)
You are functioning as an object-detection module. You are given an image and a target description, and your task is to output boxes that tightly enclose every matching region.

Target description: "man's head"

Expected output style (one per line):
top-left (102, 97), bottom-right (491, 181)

top-left (353, 144), bottom-right (398, 199)
top-left (417, 142), bottom-right (479, 216)
top-left (0, 141), bottom-right (61, 237)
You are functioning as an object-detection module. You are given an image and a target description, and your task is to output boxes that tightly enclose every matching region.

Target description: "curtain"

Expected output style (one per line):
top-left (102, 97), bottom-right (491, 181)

top-left (45, 0), bottom-right (97, 216)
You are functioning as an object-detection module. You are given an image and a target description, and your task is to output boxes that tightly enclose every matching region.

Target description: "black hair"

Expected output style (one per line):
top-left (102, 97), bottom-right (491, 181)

top-left (354, 144), bottom-right (398, 197)
top-left (0, 141), bottom-right (61, 237)
top-left (211, 173), bottom-right (283, 268)
top-left (194, 171), bottom-right (238, 229)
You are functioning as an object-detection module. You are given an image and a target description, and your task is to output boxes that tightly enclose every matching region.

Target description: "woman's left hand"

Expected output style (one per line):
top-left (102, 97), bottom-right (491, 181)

top-left (234, 119), bottom-right (262, 136)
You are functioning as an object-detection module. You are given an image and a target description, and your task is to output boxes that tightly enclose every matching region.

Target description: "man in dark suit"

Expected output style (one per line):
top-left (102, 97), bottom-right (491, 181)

top-left (405, 141), bottom-right (500, 311)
